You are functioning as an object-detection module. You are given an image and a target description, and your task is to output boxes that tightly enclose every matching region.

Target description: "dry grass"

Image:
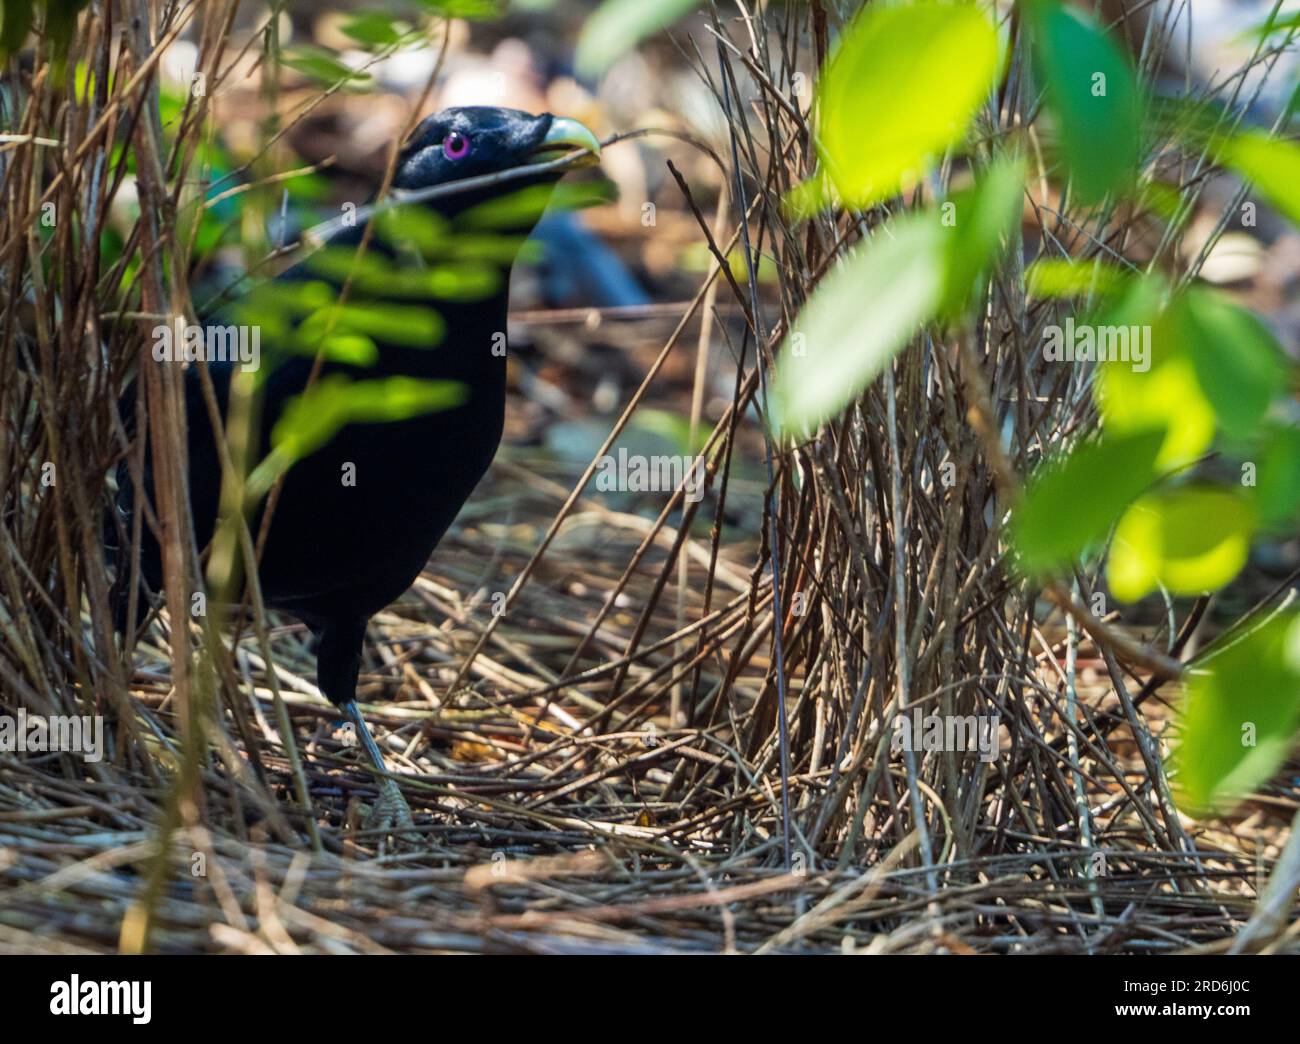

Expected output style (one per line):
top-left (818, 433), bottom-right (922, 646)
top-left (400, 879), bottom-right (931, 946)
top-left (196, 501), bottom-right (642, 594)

top-left (1, 0), bottom-right (1298, 954)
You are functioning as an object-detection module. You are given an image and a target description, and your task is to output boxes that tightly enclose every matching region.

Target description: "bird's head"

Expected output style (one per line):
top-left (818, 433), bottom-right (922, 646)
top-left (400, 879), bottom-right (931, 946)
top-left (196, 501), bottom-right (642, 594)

top-left (393, 107), bottom-right (601, 226)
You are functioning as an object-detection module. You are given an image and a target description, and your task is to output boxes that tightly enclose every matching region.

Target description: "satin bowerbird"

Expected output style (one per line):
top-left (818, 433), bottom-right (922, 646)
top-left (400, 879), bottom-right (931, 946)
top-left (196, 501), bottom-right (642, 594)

top-left (110, 107), bottom-right (602, 833)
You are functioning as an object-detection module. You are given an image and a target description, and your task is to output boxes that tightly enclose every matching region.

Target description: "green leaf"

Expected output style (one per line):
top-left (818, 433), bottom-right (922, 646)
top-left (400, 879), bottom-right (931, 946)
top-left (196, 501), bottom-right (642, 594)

top-left (1215, 130), bottom-right (1300, 230)
top-left (298, 301), bottom-right (445, 349)
top-left (939, 152), bottom-right (1024, 316)
top-left (415, 0), bottom-right (500, 19)
top-left (1010, 429), bottom-right (1165, 575)
top-left (305, 247), bottom-right (501, 302)
top-left (1026, 0), bottom-right (1141, 203)
top-left (422, 263), bottom-right (501, 302)
top-left (1025, 257), bottom-right (1131, 299)
top-left (373, 205), bottom-right (450, 255)
top-left (273, 374), bottom-right (467, 458)
top-left (340, 11), bottom-right (410, 48)
top-left (279, 44), bottom-right (372, 89)
top-left (1094, 285), bottom-right (1217, 471)
top-left (575, 0), bottom-right (698, 77)
top-left (304, 247), bottom-right (397, 288)
top-left (799, 2), bottom-right (1000, 212)
top-left (250, 375), bottom-right (467, 497)
top-left (773, 212), bottom-right (946, 434)
top-left (43, 0), bottom-right (89, 82)
top-left (1100, 360), bottom-right (1214, 472)
top-left (773, 156), bottom-right (1027, 434)
top-left (1256, 426), bottom-right (1300, 528)
top-left (230, 280), bottom-right (336, 336)
top-left (1180, 288), bottom-right (1286, 440)
top-left (1, 0), bottom-right (34, 59)
top-left (1246, 11), bottom-right (1300, 39)
top-left (1174, 613), bottom-right (1300, 815)
top-left (458, 180), bottom-right (616, 231)
top-left (1108, 486), bottom-right (1255, 602)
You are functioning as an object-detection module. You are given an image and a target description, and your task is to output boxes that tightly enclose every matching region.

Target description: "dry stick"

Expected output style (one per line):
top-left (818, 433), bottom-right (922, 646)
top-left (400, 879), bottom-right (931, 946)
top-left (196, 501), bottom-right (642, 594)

top-left (576, 587), bottom-right (771, 743)
top-left (173, 0), bottom-right (311, 846)
top-left (669, 206), bottom-right (801, 800)
top-left (118, 1), bottom-right (205, 955)
top-left (572, 373), bottom-right (757, 708)
top-left (954, 335), bottom-right (1185, 683)
top-left (0, 3), bottom-right (195, 270)
top-left (112, 2), bottom-right (319, 847)
top-left (674, 180), bottom-right (728, 729)
top-left (1230, 802), bottom-right (1300, 953)
top-left (584, 166), bottom-right (766, 722)
top-left (986, 596), bottom-right (1208, 811)
top-left (1063, 584), bottom-right (1103, 920)
top-left (445, 199), bottom-right (757, 698)
top-left (63, 12), bottom-right (136, 739)
top-left (955, 248), bottom-right (1191, 861)
top-left (483, 870), bottom-right (804, 932)
top-left (17, 96), bottom-right (100, 726)
top-left (160, 4), bottom-right (321, 851)
top-left (884, 345), bottom-right (938, 891)
top-left (714, 32), bottom-right (793, 870)
top-left (547, 222), bottom-right (761, 695)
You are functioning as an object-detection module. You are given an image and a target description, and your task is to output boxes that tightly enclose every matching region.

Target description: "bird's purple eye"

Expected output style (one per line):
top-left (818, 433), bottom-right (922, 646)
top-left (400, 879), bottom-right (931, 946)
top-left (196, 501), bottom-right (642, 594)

top-left (442, 131), bottom-right (470, 160)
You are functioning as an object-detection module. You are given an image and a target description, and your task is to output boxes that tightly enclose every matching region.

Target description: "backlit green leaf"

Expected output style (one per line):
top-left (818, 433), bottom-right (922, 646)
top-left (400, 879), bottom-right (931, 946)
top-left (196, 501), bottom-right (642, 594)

top-left (1216, 130), bottom-right (1300, 230)
top-left (1174, 612), bottom-right (1300, 815)
top-left (1094, 287), bottom-right (1219, 470)
top-left (1025, 257), bottom-right (1131, 299)
top-left (1010, 429), bottom-right (1165, 574)
top-left (1099, 357), bottom-right (1214, 471)
top-left (299, 301), bottom-right (444, 349)
top-left (1108, 486), bottom-right (1255, 601)
top-left (249, 376), bottom-right (467, 497)
top-left (800, 2), bottom-right (1000, 211)
top-left (415, 0), bottom-right (500, 18)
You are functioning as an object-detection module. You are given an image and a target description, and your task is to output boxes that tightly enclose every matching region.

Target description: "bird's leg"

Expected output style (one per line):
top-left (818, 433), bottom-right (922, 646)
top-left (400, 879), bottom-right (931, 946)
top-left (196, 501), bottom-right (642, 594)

top-left (318, 617), bottom-right (415, 840)
top-left (341, 698), bottom-right (415, 837)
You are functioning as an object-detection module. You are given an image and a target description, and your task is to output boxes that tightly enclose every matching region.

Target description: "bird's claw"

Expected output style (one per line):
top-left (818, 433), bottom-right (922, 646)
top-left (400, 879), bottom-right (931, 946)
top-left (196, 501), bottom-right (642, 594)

top-left (364, 776), bottom-right (417, 844)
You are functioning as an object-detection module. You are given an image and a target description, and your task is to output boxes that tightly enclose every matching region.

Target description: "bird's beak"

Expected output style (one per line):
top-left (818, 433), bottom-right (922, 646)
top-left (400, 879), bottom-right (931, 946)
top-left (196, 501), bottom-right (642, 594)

top-left (531, 116), bottom-right (602, 167)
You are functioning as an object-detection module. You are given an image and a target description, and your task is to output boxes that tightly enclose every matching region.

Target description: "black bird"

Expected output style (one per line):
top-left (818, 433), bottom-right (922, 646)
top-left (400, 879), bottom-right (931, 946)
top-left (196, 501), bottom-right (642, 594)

top-left (111, 107), bottom-right (602, 830)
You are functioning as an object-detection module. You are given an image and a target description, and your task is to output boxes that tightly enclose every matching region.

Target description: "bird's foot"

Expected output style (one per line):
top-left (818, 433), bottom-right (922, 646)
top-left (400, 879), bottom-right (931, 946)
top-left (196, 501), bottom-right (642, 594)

top-left (363, 775), bottom-right (417, 844)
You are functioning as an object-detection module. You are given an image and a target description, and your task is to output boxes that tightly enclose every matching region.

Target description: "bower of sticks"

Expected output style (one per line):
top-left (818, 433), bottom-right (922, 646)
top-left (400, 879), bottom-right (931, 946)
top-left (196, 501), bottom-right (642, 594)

top-left (2, 0), bottom-right (1298, 954)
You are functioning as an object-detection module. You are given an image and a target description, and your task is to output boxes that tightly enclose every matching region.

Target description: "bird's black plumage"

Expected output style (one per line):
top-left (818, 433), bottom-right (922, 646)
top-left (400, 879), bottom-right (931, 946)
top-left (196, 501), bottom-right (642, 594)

top-left (110, 107), bottom-right (600, 826)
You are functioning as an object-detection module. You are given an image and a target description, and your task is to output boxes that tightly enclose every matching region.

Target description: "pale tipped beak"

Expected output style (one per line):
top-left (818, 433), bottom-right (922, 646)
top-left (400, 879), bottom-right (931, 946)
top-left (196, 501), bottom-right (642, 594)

top-left (531, 116), bottom-right (602, 167)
